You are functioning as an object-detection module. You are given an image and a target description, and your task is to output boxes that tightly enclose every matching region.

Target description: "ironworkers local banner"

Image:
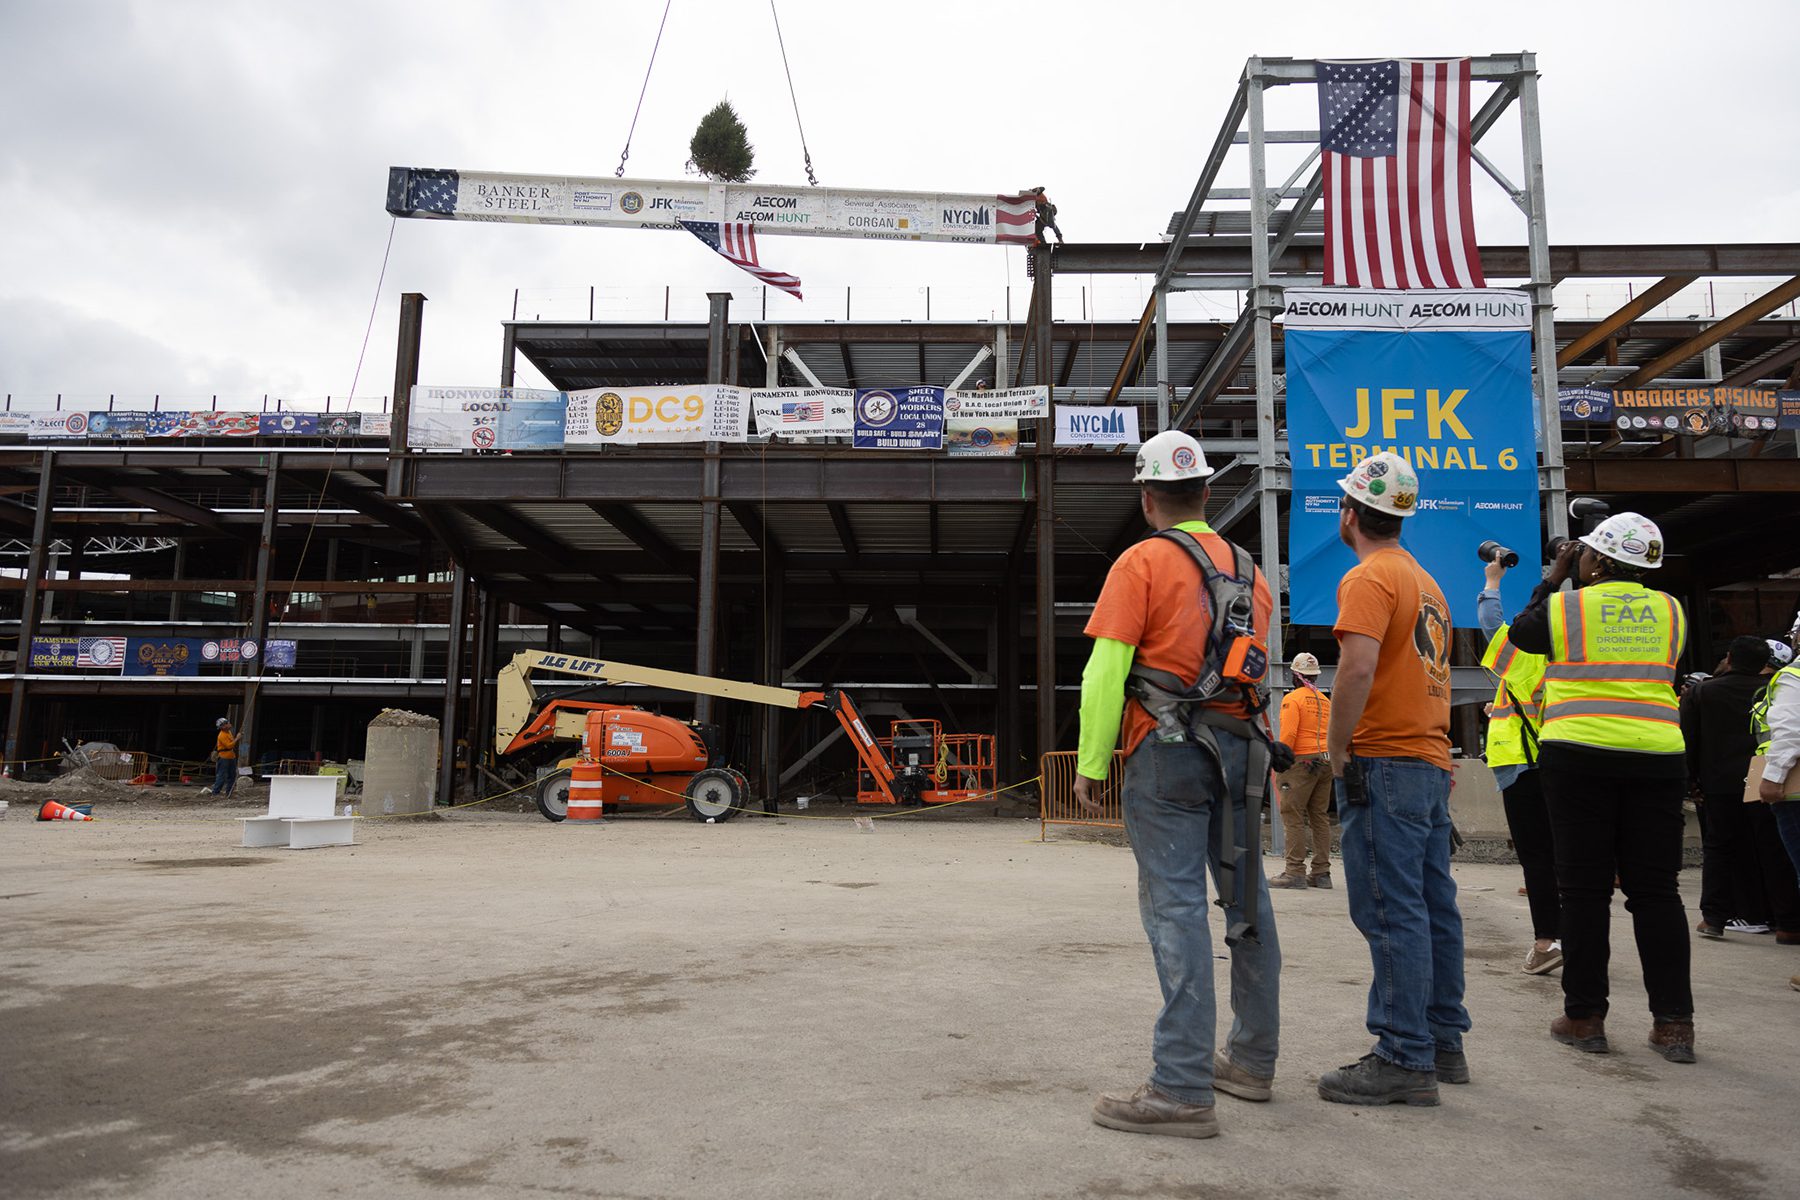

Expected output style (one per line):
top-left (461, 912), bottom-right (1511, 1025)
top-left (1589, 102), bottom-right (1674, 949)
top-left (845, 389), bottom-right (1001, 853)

top-left (1285, 288), bottom-right (1538, 630)
top-left (565, 385), bottom-right (749, 444)
top-left (751, 389), bottom-right (854, 435)
top-left (409, 387), bottom-right (566, 450)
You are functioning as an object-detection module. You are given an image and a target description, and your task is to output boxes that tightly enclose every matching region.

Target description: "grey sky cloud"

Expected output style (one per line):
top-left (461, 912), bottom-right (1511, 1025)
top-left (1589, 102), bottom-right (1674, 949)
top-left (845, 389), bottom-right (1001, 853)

top-left (2, 1), bottom-right (1795, 409)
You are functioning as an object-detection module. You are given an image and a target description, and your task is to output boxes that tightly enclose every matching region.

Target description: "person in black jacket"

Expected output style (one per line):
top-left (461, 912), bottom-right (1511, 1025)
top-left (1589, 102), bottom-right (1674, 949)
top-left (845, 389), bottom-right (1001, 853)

top-left (1681, 637), bottom-right (1799, 940)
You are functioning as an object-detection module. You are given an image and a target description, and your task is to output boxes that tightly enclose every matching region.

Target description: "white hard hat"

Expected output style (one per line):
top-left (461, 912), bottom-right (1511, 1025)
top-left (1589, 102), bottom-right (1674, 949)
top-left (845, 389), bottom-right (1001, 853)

top-left (1788, 608), bottom-right (1800, 644)
top-left (1578, 512), bottom-right (1665, 570)
top-left (1769, 640), bottom-right (1795, 668)
top-left (1337, 451), bottom-right (1419, 517)
top-left (1291, 652), bottom-right (1322, 676)
top-left (1133, 429), bottom-right (1213, 483)
top-left (216, 717), bottom-right (231, 727)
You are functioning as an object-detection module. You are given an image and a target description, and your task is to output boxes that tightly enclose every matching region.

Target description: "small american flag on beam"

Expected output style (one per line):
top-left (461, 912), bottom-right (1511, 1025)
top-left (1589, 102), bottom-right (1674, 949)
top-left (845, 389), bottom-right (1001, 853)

top-left (1317, 59), bottom-right (1484, 289)
top-left (679, 220), bottom-right (803, 299)
top-left (782, 399), bottom-right (823, 423)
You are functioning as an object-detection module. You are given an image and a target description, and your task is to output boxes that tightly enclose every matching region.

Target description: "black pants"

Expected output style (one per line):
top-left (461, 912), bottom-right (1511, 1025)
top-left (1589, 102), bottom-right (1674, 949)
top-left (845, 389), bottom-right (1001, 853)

top-left (1501, 769), bottom-right (1561, 941)
top-left (1542, 764), bottom-right (1692, 1021)
top-left (1698, 791), bottom-right (1800, 930)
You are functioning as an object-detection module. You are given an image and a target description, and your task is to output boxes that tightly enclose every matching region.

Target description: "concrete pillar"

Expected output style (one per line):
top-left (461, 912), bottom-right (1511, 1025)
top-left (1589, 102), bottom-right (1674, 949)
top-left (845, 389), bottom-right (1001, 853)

top-left (363, 709), bottom-right (440, 816)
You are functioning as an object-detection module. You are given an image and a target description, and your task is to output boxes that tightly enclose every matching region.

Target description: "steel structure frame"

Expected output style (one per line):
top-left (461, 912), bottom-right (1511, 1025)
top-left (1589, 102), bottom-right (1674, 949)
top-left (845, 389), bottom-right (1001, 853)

top-left (1130, 53), bottom-right (1564, 680)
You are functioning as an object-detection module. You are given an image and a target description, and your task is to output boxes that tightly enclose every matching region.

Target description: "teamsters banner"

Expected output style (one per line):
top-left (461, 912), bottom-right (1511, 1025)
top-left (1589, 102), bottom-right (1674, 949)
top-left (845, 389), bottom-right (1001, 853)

top-left (1285, 288), bottom-right (1539, 630)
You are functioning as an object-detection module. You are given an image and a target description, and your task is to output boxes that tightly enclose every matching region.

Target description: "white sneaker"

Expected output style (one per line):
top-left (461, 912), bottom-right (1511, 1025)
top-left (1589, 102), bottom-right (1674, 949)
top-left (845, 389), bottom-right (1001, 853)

top-left (1726, 920), bottom-right (1773, 935)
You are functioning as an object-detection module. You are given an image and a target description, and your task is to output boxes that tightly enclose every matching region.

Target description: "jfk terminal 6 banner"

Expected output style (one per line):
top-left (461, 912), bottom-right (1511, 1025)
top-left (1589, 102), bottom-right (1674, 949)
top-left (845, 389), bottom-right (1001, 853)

top-left (1284, 289), bottom-right (1539, 629)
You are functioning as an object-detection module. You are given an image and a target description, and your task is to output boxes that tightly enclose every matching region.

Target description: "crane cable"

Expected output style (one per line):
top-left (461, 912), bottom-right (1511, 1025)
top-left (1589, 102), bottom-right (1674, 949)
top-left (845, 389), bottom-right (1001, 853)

top-left (615, 0), bottom-right (675, 177)
top-left (769, 0), bottom-right (819, 185)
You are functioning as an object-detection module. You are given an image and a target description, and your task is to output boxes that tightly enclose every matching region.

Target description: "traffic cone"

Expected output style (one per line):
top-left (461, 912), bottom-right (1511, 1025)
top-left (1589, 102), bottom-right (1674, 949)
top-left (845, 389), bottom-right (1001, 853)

top-left (38, 799), bottom-right (94, 822)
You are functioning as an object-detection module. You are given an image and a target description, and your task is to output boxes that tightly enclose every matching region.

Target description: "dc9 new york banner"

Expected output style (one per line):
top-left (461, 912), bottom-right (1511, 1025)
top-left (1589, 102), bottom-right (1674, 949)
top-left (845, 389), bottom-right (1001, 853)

top-left (1285, 289), bottom-right (1539, 630)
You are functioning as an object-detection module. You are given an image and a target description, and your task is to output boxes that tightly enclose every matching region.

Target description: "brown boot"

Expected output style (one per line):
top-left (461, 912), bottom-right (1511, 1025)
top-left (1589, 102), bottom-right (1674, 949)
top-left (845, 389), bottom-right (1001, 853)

top-left (1269, 870), bottom-right (1310, 890)
top-left (1648, 1020), bottom-right (1696, 1064)
top-left (1091, 1083), bottom-right (1219, 1139)
top-left (1550, 1013), bottom-right (1609, 1054)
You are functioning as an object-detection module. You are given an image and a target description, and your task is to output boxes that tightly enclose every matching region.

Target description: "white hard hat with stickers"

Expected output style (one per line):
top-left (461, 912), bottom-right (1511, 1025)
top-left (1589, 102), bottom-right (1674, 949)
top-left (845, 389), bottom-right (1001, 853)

top-left (1577, 512), bottom-right (1665, 570)
top-left (1133, 429), bottom-right (1213, 483)
top-left (1291, 652), bottom-right (1322, 676)
top-left (1769, 640), bottom-right (1795, 669)
top-left (1336, 451), bottom-right (1420, 518)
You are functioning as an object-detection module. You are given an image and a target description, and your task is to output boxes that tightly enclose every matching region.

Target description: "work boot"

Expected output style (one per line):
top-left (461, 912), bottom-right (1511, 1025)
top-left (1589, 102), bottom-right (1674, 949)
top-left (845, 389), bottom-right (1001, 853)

top-left (1695, 920), bottom-right (1726, 940)
top-left (1549, 1013), bottom-right (1609, 1054)
top-left (1648, 1020), bottom-right (1696, 1064)
top-left (1317, 1054), bottom-right (1439, 1107)
top-left (1269, 870), bottom-right (1309, 890)
top-left (1091, 1084), bottom-right (1219, 1139)
top-left (1308, 871), bottom-right (1333, 889)
top-left (1434, 1048), bottom-right (1471, 1085)
top-left (1211, 1050), bottom-right (1272, 1102)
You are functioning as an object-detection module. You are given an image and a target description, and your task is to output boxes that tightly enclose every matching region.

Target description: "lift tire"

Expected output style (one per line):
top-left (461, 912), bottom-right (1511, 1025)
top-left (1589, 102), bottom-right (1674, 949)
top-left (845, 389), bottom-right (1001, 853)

top-left (685, 768), bottom-right (743, 823)
top-left (536, 772), bottom-right (571, 822)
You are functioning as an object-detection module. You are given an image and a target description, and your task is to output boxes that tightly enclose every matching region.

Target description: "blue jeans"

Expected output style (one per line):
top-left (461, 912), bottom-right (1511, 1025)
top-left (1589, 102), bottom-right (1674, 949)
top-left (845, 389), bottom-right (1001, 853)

top-left (1120, 733), bottom-right (1281, 1105)
top-left (1774, 802), bottom-right (1800, 879)
top-left (213, 757), bottom-right (236, 797)
top-left (1336, 756), bottom-right (1468, 1072)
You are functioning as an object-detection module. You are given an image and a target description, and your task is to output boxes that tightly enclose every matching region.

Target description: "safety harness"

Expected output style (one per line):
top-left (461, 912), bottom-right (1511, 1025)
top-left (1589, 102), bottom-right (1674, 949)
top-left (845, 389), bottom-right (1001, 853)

top-left (1123, 529), bottom-right (1293, 946)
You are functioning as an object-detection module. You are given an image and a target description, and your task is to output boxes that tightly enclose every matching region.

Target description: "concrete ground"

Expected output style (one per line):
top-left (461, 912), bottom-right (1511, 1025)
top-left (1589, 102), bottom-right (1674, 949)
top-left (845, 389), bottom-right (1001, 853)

top-left (2, 803), bottom-right (1796, 1200)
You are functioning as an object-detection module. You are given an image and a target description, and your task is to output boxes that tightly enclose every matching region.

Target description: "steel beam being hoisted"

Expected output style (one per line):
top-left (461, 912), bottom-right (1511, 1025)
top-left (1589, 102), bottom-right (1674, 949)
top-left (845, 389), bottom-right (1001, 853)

top-left (386, 168), bottom-right (1040, 246)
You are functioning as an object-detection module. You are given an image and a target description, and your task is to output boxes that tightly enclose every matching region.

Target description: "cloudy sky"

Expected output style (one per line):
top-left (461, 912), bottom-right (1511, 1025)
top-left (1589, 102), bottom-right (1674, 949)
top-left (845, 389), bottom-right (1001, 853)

top-left (2, 0), bottom-right (1795, 411)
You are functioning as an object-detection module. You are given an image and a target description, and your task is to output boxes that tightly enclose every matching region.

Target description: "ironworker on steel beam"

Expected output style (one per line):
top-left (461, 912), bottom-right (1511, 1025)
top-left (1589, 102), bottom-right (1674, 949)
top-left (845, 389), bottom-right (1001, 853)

top-left (1556, 275), bottom-right (1698, 367)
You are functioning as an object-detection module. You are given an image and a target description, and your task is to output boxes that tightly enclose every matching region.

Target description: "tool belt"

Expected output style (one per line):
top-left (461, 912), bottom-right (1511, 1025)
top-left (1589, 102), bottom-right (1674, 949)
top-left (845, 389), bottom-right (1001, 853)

top-left (1126, 666), bottom-right (1291, 947)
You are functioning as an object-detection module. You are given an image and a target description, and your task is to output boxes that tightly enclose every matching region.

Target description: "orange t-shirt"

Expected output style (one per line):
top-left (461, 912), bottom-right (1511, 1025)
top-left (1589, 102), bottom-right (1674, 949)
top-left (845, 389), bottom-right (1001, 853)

top-left (1278, 681), bottom-right (1331, 755)
top-left (1332, 546), bottom-right (1452, 770)
top-left (215, 730), bottom-right (238, 760)
top-left (1085, 526), bottom-right (1274, 757)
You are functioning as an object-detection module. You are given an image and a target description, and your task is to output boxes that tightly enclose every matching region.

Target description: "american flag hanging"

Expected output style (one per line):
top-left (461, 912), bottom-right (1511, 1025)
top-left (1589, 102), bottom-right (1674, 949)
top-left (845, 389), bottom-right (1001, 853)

top-left (679, 220), bottom-right (803, 299)
top-left (1317, 59), bottom-right (1485, 289)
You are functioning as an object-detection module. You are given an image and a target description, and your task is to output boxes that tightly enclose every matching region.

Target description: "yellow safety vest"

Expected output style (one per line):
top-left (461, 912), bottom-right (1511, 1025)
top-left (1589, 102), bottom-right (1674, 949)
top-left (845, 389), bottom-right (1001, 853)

top-left (1752, 663), bottom-right (1800, 756)
top-left (1481, 622), bottom-right (1546, 768)
top-left (1543, 580), bottom-right (1685, 755)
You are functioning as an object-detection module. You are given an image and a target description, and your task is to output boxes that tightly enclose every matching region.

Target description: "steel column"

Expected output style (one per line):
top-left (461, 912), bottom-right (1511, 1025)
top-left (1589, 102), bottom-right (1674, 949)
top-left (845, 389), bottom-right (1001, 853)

top-left (1247, 68), bottom-right (1286, 677)
top-left (758, 554), bottom-right (784, 810)
top-left (696, 293), bottom-right (730, 724)
top-left (4, 452), bottom-right (54, 771)
top-left (437, 563), bottom-right (469, 807)
top-left (1031, 245), bottom-right (1058, 768)
top-left (1517, 56), bottom-right (1567, 541)
top-left (499, 322), bottom-right (518, 388)
top-left (239, 453), bottom-right (279, 764)
top-left (467, 585), bottom-right (494, 793)
top-left (387, 293), bottom-right (426, 495)
top-left (1154, 290), bottom-right (1170, 431)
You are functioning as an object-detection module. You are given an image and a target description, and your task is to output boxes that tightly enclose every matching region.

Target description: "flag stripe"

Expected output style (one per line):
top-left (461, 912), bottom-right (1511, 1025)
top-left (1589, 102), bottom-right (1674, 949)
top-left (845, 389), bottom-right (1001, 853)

top-left (1318, 58), bottom-right (1482, 288)
top-left (680, 220), bottom-right (803, 299)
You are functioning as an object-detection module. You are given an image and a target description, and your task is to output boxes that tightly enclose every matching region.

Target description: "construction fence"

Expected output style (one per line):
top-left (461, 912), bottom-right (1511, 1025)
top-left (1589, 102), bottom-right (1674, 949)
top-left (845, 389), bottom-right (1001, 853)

top-left (1039, 750), bottom-right (1125, 840)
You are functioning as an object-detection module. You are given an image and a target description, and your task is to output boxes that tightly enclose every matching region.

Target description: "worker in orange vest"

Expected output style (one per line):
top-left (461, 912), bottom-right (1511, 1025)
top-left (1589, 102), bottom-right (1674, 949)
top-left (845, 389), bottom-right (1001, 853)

top-left (1272, 652), bottom-right (1334, 889)
top-left (204, 717), bottom-right (238, 798)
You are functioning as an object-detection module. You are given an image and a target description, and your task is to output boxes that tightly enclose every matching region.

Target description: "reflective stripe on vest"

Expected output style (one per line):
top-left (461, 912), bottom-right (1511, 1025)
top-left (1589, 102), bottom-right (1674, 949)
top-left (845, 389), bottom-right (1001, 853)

top-left (1482, 621), bottom-right (1546, 769)
top-left (1753, 663), bottom-right (1800, 756)
top-left (1544, 582), bottom-right (1685, 754)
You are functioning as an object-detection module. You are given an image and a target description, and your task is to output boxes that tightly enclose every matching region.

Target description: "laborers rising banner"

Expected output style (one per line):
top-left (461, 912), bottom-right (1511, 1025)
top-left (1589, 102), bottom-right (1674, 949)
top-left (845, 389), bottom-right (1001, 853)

top-left (1284, 288), bottom-right (1539, 629)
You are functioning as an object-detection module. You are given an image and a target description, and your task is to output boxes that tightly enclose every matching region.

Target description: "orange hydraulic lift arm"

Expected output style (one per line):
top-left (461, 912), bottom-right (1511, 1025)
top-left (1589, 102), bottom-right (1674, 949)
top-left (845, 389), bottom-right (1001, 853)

top-left (796, 688), bottom-right (900, 805)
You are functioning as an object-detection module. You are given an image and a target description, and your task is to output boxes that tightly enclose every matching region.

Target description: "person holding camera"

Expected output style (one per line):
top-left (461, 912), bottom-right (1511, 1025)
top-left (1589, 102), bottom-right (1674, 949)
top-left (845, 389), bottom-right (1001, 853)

top-left (1074, 429), bottom-right (1282, 1139)
top-left (1320, 452), bottom-right (1467, 1108)
top-left (1504, 513), bottom-right (1695, 1063)
top-left (1476, 549), bottom-right (1562, 975)
top-left (1272, 652), bottom-right (1334, 889)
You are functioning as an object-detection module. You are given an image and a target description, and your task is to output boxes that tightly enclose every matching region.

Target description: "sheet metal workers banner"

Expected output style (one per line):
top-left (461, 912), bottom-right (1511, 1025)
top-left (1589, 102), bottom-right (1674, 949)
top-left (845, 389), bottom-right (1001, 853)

top-left (854, 387), bottom-right (946, 449)
top-left (1284, 288), bottom-right (1538, 630)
